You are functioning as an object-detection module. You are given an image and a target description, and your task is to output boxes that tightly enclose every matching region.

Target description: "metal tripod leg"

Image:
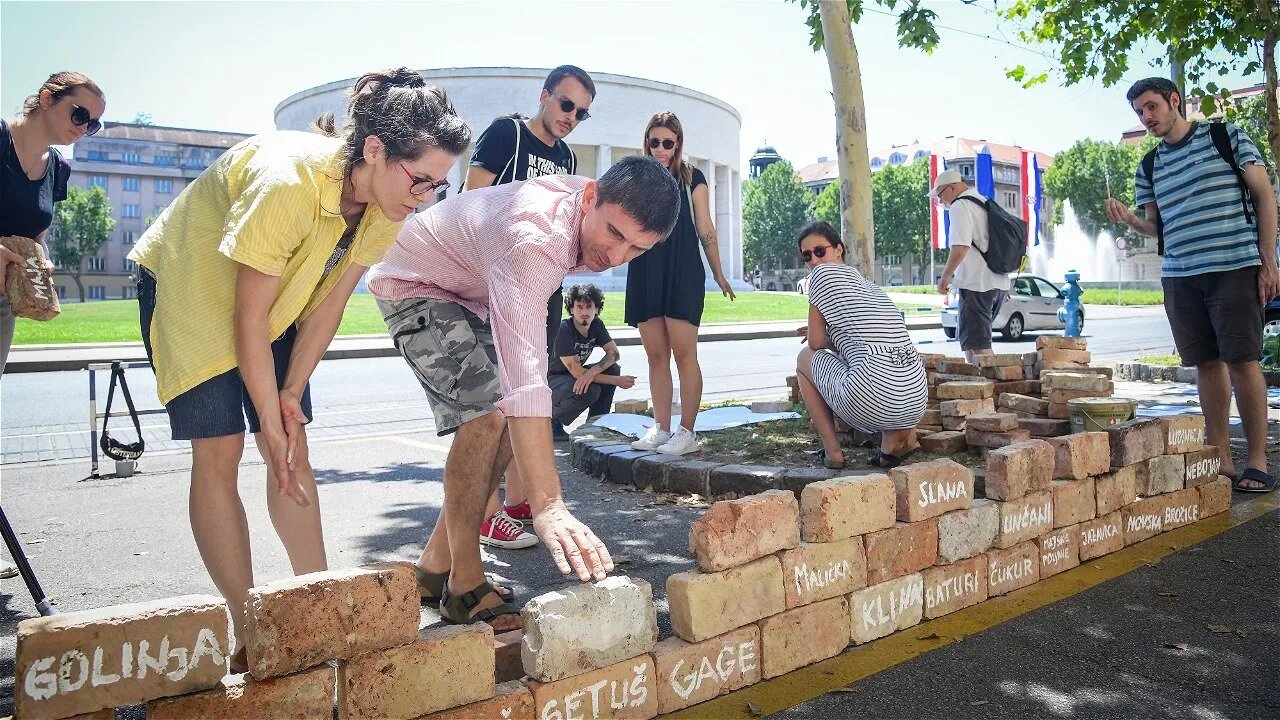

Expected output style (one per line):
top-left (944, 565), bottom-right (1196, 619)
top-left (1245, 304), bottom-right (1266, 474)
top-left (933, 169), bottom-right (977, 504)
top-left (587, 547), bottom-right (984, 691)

top-left (0, 503), bottom-right (57, 616)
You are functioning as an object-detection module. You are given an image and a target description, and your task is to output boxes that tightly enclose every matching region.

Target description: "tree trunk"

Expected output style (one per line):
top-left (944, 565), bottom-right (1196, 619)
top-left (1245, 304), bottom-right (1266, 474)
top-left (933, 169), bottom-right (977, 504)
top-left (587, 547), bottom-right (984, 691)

top-left (1169, 48), bottom-right (1186, 116)
top-left (71, 270), bottom-right (85, 303)
top-left (1259, 0), bottom-right (1279, 199)
top-left (818, 0), bottom-right (875, 277)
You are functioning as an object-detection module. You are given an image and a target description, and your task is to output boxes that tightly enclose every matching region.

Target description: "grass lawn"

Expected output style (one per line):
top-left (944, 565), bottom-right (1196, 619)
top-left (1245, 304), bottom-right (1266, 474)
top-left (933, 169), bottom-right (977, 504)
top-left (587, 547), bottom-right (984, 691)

top-left (1079, 288), bottom-right (1164, 306)
top-left (1136, 353), bottom-right (1181, 366)
top-left (17, 291), bottom-right (873, 345)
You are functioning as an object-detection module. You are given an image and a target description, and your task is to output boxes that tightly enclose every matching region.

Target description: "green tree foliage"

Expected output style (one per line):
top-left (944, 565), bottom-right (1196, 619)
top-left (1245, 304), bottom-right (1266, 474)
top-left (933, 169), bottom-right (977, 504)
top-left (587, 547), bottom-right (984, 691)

top-left (1003, 0), bottom-right (1271, 112)
top-left (1041, 139), bottom-right (1148, 241)
top-left (813, 181), bottom-right (841, 229)
top-left (871, 158), bottom-right (931, 262)
top-left (742, 161), bottom-right (814, 270)
top-left (1236, 93), bottom-right (1276, 183)
top-left (51, 186), bottom-right (115, 302)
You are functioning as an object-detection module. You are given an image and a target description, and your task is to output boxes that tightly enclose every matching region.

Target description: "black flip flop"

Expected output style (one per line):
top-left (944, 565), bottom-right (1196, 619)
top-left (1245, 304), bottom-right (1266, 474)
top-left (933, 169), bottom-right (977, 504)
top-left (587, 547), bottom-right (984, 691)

top-left (868, 444), bottom-right (920, 470)
top-left (1233, 467), bottom-right (1278, 493)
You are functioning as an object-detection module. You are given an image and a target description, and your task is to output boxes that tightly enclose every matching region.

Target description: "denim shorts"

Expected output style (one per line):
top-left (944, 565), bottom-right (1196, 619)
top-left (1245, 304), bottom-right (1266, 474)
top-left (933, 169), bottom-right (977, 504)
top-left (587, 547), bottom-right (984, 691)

top-left (137, 269), bottom-right (313, 441)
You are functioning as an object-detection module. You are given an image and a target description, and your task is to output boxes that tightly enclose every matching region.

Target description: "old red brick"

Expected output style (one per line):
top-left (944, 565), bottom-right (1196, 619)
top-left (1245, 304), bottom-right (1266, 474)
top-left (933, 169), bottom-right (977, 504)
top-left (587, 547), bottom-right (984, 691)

top-left (889, 458), bottom-right (974, 522)
top-left (986, 542), bottom-right (1040, 596)
top-left (984, 440), bottom-right (1054, 501)
top-left (920, 430), bottom-right (966, 454)
top-left (1078, 512), bottom-right (1125, 560)
top-left (1036, 526), bottom-right (1081, 578)
top-left (1051, 478), bottom-right (1096, 528)
top-left (864, 520), bottom-right (939, 584)
top-left (1107, 418), bottom-right (1166, 469)
top-left (690, 490), bottom-right (800, 572)
top-left (995, 491), bottom-right (1054, 548)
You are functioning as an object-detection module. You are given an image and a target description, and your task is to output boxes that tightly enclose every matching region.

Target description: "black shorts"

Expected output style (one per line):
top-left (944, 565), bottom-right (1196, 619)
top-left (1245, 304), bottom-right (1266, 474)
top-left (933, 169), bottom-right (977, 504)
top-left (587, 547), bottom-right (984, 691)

top-left (1162, 266), bottom-right (1263, 366)
top-left (957, 288), bottom-right (1006, 351)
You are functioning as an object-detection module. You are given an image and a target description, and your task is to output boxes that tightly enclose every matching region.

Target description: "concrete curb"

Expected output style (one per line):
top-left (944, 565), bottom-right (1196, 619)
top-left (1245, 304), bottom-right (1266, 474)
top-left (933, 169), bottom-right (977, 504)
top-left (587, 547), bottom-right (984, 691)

top-left (1115, 361), bottom-right (1280, 388)
top-left (5, 319), bottom-right (944, 374)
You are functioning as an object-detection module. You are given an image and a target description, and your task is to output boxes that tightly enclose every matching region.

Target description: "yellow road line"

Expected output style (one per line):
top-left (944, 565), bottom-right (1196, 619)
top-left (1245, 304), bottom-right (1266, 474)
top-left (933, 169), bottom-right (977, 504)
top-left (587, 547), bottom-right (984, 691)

top-left (668, 492), bottom-right (1280, 719)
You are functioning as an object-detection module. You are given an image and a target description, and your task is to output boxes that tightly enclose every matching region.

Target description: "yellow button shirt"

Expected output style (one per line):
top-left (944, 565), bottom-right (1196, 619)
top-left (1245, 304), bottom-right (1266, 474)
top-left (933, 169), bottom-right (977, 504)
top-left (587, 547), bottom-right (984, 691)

top-left (128, 131), bottom-right (402, 405)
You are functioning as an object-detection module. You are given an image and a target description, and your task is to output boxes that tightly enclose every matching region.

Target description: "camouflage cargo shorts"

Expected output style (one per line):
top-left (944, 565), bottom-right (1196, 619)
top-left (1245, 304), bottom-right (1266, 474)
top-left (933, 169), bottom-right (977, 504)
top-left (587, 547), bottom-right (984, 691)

top-left (378, 297), bottom-right (502, 436)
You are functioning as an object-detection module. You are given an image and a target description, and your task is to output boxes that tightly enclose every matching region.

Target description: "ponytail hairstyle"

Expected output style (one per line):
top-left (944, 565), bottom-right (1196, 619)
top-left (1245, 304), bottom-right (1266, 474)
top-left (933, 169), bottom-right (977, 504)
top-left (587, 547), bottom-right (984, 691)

top-left (22, 71), bottom-right (105, 116)
top-left (642, 111), bottom-right (691, 187)
top-left (314, 67), bottom-right (471, 177)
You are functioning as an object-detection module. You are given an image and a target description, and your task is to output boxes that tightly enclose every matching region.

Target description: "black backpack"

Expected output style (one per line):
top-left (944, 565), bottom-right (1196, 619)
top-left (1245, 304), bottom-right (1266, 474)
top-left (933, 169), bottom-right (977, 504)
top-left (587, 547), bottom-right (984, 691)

top-left (953, 195), bottom-right (1029, 274)
top-left (1141, 122), bottom-right (1253, 256)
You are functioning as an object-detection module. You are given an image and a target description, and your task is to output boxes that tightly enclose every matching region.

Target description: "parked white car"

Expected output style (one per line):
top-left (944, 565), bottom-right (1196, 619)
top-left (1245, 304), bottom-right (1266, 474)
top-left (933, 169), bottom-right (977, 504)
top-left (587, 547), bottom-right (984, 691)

top-left (940, 274), bottom-right (1085, 341)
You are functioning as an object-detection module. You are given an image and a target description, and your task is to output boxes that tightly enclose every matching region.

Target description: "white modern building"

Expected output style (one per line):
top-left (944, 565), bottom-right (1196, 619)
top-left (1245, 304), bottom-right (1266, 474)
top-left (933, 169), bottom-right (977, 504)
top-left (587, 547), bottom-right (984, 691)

top-left (274, 67), bottom-right (747, 290)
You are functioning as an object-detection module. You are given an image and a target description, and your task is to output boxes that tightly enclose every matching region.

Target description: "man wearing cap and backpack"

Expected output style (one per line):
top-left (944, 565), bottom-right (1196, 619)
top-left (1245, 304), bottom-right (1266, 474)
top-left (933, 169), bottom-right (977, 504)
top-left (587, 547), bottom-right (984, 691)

top-left (933, 168), bottom-right (1018, 362)
top-left (1106, 76), bottom-right (1279, 494)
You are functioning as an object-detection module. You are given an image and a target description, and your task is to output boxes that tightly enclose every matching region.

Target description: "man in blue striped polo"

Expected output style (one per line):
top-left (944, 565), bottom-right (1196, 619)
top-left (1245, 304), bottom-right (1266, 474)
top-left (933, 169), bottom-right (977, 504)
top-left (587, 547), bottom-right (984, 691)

top-left (1106, 76), bottom-right (1278, 493)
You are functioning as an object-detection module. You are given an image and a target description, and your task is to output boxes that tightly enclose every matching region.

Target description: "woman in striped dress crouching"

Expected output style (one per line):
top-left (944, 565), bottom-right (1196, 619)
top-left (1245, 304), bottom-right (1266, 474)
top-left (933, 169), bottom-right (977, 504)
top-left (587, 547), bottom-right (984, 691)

top-left (794, 221), bottom-right (927, 469)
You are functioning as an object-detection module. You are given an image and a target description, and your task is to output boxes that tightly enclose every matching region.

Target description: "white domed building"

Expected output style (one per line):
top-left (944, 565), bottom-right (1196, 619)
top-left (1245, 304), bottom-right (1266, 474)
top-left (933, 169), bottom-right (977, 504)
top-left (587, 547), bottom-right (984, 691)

top-left (275, 67), bottom-right (747, 291)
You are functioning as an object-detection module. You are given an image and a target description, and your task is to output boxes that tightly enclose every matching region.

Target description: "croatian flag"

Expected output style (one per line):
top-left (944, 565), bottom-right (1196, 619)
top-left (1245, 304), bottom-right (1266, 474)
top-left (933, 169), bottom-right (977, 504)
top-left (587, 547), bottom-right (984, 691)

top-left (1020, 150), bottom-right (1043, 246)
top-left (929, 153), bottom-right (948, 249)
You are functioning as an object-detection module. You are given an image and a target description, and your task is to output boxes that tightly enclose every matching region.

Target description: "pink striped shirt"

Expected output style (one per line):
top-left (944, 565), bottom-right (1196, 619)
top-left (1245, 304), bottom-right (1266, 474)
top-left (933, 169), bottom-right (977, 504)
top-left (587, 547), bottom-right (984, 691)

top-left (367, 175), bottom-right (590, 418)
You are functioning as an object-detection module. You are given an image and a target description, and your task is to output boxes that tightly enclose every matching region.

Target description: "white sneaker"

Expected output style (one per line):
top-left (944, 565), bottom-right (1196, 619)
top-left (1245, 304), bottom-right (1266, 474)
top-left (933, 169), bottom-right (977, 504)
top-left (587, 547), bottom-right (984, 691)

top-left (631, 425), bottom-right (671, 451)
top-left (656, 426), bottom-right (700, 456)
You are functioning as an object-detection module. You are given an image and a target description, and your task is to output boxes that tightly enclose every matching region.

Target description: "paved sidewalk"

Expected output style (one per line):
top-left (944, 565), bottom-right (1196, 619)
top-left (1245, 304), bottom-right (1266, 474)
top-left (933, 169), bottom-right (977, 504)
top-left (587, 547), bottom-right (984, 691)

top-left (4, 316), bottom-right (946, 374)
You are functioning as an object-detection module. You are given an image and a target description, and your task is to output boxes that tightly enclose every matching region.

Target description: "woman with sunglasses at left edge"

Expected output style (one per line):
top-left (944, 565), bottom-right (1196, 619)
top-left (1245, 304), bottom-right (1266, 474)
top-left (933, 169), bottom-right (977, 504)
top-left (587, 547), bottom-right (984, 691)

top-left (127, 67), bottom-right (470, 673)
top-left (1, 71), bottom-right (105, 371)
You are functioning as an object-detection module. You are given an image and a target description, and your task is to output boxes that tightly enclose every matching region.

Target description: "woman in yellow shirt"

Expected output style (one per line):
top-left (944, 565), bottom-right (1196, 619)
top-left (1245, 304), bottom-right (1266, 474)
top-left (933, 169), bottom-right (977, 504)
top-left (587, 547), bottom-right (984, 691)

top-left (128, 67), bottom-right (469, 669)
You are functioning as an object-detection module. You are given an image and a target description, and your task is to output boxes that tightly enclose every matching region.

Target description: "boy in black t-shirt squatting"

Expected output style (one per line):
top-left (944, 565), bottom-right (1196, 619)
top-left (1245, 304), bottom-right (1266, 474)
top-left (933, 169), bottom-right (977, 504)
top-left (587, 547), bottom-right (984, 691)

top-left (548, 284), bottom-right (636, 439)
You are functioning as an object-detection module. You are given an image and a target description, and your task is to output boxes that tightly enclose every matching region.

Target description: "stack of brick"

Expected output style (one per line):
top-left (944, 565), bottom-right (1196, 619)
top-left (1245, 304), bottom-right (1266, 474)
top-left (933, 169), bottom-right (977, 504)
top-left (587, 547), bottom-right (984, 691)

top-left (1041, 371), bottom-right (1115, 420)
top-left (916, 353), bottom-right (946, 433)
top-left (520, 577), bottom-right (660, 720)
top-left (917, 377), bottom-right (994, 453)
top-left (1106, 415), bottom-right (1228, 543)
top-left (997, 392), bottom-right (1071, 437)
top-left (976, 353), bottom-right (1037, 395)
top-left (1036, 336), bottom-right (1091, 372)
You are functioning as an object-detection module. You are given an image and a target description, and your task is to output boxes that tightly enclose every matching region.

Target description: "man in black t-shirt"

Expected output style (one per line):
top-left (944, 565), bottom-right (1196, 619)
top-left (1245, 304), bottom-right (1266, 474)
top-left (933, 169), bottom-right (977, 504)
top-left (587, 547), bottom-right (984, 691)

top-left (464, 65), bottom-right (597, 549)
top-left (550, 284), bottom-right (635, 438)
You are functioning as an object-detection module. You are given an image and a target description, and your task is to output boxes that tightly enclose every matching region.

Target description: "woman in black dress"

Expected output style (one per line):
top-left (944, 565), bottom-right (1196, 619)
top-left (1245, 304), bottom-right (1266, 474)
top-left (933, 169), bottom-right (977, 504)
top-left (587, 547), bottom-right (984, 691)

top-left (626, 112), bottom-right (734, 456)
top-left (1, 71), bottom-right (106, 370)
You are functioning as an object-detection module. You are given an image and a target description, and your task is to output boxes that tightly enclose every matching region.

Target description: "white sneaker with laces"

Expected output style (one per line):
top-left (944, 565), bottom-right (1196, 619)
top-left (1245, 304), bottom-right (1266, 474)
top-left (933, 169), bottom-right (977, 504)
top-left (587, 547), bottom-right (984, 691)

top-left (631, 424), bottom-right (671, 451)
top-left (656, 426), bottom-right (700, 456)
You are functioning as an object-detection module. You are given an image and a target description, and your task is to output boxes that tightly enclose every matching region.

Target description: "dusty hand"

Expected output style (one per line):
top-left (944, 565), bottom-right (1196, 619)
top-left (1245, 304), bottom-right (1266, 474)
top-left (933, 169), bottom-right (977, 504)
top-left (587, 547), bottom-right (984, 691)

top-left (936, 278), bottom-right (950, 297)
top-left (717, 275), bottom-right (736, 301)
top-left (573, 371), bottom-right (597, 395)
top-left (533, 502), bottom-right (614, 581)
top-left (0, 247), bottom-right (24, 296)
top-left (617, 375), bottom-right (637, 390)
top-left (1259, 263), bottom-right (1280, 307)
top-left (1105, 197), bottom-right (1136, 227)
top-left (279, 390), bottom-right (310, 467)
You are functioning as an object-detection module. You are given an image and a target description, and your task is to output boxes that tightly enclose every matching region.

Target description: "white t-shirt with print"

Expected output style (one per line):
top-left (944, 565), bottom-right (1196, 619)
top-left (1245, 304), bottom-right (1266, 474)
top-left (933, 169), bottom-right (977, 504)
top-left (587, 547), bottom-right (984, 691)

top-left (948, 188), bottom-right (1010, 293)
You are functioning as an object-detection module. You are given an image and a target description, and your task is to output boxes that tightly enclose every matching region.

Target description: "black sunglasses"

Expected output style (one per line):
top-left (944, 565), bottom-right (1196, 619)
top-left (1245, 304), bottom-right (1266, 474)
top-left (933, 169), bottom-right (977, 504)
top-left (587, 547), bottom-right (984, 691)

top-left (801, 245), bottom-right (835, 262)
top-left (553, 94), bottom-right (591, 122)
top-left (647, 138), bottom-right (677, 150)
top-left (69, 103), bottom-right (102, 136)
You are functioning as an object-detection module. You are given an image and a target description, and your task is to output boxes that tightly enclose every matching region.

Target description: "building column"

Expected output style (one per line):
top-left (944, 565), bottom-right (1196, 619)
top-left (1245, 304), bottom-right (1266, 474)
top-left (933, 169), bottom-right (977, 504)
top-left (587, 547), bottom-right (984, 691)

top-left (730, 169), bottom-right (742, 281)
top-left (596, 144), bottom-right (612, 178)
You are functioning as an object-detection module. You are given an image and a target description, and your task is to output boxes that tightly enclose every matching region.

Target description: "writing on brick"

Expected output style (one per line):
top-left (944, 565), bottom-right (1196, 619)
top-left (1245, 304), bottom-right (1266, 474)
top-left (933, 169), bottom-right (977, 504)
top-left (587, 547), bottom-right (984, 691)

top-left (990, 557), bottom-right (1034, 585)
top-left (1126, 513), bottom-right (1162, 534)
top-left (667, 641), bottom-right (757, 701)
top-left (1081, 523), bottom-right (1118, 546)
top-left (24, 630), bottom-right (225, 703)
top-left (539, 661), bottom-right (651, 720)
top-left (1186, 457), bottom-right (1221, 481)
top-left (1167, 428), bottom-right (1203, 447)
top-left (1003, 500), bottom-right (1051, 535)
top-left (859, 577), bottom-right (923, 632)
top-left (918, 480), bottom-right (968, 508)
top-left (1165, 504), bottom-right (1199, 525)
top-left (1040, 548), bottom-right (1072, 567)
top-left (925, 570), bottom-right (981, 608)
top-left (793, 560), bottom-right (850, 599)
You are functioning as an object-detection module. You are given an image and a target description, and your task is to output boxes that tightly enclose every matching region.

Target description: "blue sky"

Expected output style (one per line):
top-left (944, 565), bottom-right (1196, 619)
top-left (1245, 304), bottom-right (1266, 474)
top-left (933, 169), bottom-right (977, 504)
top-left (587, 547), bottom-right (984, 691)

top-left (2, 0), bottom-right (1263, 171)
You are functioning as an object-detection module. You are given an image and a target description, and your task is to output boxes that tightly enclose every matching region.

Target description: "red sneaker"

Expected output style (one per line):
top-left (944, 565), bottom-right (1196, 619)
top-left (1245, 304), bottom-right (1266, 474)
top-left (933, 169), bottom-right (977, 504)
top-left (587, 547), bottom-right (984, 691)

top-left (480, 510), bottom-right (539, 549)
top-left (503, 500), bottom-right (533, 522)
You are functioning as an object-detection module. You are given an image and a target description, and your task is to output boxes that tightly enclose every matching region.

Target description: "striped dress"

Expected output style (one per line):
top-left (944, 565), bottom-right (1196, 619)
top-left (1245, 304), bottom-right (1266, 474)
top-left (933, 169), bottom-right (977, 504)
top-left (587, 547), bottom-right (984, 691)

top-left (806, 263), bottom-right (927, 432)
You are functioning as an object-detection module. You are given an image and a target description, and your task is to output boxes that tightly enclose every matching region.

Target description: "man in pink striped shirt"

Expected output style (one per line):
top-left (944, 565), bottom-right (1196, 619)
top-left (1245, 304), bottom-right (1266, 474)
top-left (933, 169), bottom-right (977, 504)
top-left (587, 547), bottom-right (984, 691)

top-left (369, 156), bottom-right (680, 630)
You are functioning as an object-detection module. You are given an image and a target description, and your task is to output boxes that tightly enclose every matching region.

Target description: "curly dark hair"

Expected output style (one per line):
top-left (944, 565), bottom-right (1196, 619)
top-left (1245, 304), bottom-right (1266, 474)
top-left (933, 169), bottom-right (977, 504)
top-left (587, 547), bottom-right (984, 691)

top-left (565, 284), bottom-right (605, 313)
